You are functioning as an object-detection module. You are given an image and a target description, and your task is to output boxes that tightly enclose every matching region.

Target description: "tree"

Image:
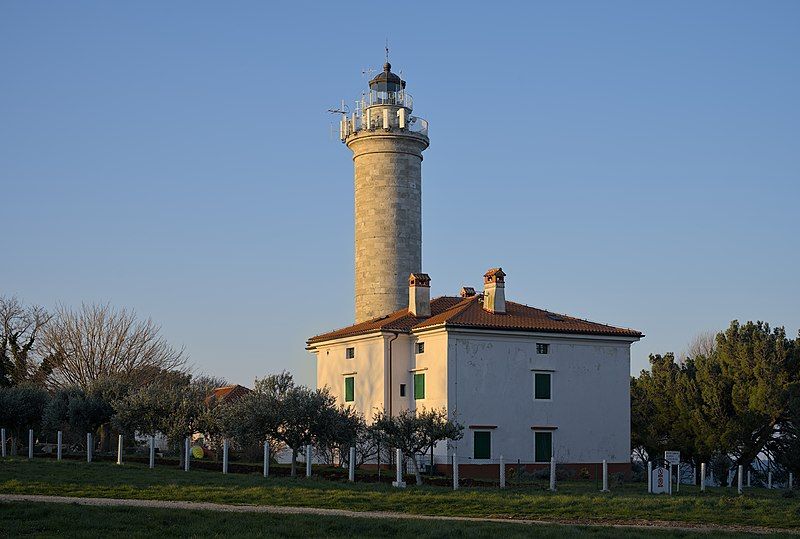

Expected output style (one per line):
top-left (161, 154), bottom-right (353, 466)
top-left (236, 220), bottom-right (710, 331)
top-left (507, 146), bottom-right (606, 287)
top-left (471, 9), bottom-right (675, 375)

top-left (43, 386), bottom-right (114, 448)
top-left (693, 321), bottom-right (794, 484)
top-left (271, 385), bottom-right (338, 476)
top-left (0, 296), bottom-right (52, 387)
top-left (373, 407), bottom-right (463, 486)
top-left (113, 376), bottom-right (216, 468)
top-left (0, 386), bottom-right (50, 455)
top-left (40, 303), bottom-right (188, 390)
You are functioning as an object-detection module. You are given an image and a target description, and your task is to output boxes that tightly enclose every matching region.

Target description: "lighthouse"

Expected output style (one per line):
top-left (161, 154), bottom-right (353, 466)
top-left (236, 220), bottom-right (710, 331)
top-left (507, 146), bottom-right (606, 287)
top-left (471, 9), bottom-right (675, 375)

top-left (339, 62), bottom-right (430, 323)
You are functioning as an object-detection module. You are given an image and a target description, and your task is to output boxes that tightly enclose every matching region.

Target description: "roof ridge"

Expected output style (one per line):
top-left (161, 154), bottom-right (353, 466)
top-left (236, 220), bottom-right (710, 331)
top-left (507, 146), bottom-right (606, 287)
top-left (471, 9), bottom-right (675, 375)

top-left (505, 300), bottom-right (639, 332)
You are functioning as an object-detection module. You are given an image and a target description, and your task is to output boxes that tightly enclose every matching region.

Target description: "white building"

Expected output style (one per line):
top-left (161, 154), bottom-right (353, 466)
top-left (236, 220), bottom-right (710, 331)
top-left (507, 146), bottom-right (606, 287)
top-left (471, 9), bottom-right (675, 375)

top-left (307, 269), bottom-right (643, 475)
top-left (308, 62), bottom-right (642, 476)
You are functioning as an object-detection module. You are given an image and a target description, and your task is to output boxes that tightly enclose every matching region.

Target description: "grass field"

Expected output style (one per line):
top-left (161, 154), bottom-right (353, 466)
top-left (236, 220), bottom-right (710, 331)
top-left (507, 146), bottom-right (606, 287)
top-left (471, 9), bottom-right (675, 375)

top-left (0, 458), bottom-right (798, 533)
top-left (2, 501), bottom-right (783, 539)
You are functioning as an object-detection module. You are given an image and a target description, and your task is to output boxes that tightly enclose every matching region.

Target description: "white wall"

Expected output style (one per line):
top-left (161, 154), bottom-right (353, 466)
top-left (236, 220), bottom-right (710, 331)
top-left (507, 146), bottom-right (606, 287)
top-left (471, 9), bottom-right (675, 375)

top-left (444, 330), bottom-right (633, 464)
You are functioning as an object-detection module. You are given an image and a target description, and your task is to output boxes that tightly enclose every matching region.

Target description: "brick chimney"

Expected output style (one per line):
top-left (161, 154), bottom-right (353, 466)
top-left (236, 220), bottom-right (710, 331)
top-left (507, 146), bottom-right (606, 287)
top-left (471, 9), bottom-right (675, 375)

top-left (483, 268), bottom-right (506, 314)
top-left (409, 273), bottom-right (431, 317)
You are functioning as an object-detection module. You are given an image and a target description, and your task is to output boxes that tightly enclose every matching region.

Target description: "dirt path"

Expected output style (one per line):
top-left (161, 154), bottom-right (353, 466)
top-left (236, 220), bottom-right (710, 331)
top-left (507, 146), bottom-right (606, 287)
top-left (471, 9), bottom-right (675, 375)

top-left (0, 494), bottom-right (793, 536)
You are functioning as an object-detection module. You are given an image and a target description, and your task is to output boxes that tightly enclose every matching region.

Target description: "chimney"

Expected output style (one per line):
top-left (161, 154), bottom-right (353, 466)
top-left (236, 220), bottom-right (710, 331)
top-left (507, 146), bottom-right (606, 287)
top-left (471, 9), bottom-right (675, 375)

top-left (460, 287), bottom-right (476, 298)
top-left (409, 273), bottom-right (431, 317)
top-left (483, 268), bottom-right (506, 314)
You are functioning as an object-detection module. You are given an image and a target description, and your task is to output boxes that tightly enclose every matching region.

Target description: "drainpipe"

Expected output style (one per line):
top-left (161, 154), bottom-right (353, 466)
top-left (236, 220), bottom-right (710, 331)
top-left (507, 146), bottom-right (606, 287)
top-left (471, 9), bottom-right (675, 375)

top-left (387, 332), bottom-right (399, 417)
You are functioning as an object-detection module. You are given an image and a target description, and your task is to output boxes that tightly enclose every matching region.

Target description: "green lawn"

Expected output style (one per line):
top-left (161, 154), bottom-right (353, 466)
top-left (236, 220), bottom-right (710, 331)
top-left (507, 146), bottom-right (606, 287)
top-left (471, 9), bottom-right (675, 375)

top-left (0, 501), bottom-right (776, 539)
top-left (0, 458), bottom-right (798, 531)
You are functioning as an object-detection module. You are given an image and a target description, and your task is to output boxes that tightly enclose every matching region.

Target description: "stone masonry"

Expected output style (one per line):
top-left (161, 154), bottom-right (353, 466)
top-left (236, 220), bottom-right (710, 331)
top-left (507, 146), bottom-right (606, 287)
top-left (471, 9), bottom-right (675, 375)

top-left (347, 128), bottom-right (429, 323)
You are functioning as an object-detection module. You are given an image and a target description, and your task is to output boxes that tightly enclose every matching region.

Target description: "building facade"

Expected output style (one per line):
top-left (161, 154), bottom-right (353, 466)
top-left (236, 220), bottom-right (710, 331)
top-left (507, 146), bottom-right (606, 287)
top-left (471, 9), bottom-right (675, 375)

top-left (308, 269), bottom-right (642, 472)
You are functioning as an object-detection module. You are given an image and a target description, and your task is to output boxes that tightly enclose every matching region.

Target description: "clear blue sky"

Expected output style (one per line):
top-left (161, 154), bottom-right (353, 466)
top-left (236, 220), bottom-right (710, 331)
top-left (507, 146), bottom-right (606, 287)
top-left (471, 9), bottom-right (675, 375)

top-left (2, 1), bottom-right (798, 387)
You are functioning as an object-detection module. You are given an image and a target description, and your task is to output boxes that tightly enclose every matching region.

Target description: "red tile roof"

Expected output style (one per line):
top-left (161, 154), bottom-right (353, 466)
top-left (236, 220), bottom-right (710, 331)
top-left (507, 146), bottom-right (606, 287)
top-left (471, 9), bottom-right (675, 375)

top-left (207, 384), bottom-right (251, 404)
top-left (307, 295), bottom-right (642, 344)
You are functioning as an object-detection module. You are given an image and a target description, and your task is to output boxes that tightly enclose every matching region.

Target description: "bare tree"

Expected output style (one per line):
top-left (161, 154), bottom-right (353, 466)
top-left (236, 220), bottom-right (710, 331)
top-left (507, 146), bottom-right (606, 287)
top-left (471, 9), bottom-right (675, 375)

top-left (41, 303), bottom-right (188, 389)
top-left (0, 296), bottom-right (52, 387)
top-left (682, 330), bottom-right (718, 361)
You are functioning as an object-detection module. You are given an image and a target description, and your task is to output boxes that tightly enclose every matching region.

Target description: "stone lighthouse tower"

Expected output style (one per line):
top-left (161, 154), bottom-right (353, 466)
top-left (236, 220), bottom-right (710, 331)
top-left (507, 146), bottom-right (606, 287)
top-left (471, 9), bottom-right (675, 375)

top-left (340, 62), bottom-right (430, 323)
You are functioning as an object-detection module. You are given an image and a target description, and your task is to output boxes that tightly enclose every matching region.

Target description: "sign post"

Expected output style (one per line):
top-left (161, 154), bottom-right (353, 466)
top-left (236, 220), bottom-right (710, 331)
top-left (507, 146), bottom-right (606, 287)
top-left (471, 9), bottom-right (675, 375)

top-left (665, 451), bottom-right (680, 495)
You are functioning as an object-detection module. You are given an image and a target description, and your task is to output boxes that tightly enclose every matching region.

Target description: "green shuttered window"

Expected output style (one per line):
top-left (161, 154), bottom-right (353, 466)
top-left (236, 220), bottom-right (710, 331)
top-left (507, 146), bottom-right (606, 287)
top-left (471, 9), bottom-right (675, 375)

top-left (534, 431), bottom-right (552, 463)
top-left (534, 372), bottom-right (551, 400)
top-left (473, 431), bottom-right (491, 460)
top-left (344, 376), bottom-right (354, 402)
top-left (414, 373), bottom-right (425, 400)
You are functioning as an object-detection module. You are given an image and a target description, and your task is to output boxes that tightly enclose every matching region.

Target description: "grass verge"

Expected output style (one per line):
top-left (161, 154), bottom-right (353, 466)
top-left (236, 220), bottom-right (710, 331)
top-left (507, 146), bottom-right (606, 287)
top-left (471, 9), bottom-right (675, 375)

top-left (0, 458), bottom-right (798, 530)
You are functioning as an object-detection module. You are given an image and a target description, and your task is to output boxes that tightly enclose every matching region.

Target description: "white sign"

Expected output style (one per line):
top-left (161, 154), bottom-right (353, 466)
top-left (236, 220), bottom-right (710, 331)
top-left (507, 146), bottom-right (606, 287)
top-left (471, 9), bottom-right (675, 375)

top-left (664, 451), bottom-right (680, 465)
top-left (651, 466), bottom-right (670, 494)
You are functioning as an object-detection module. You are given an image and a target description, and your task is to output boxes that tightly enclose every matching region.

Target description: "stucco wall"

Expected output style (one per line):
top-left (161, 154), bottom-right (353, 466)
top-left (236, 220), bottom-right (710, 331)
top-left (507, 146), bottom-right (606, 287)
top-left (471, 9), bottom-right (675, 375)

top-left (444, 330), bottom-right (632, 464)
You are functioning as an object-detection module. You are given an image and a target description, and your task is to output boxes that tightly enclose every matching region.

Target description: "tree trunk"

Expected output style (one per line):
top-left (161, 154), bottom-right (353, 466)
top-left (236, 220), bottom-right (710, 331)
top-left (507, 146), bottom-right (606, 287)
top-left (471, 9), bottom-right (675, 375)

top-left (410, 454), bottom-right (423, 486)
top-left (291, 448), bottom-right (298, 477)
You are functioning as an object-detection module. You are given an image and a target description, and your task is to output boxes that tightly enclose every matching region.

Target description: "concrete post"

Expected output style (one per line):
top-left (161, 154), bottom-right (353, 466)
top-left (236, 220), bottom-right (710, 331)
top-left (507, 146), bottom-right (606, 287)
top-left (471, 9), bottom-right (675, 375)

top-left (747, 470), bottom-right (751, 488)
top-left (184, 438), bottom-right (190, 472)
top-left (668, 464), bottom-right (673, 495)
top-left (57, 431), bottom-right (62, 461)
top-left (222, 439), bottom-right (229, 474)
top-left (117, 434), bottom-right (123, 465)
top-left (601, 460), bottom-right (609, 492)
top-left (348, 446), bottom-right (356, 482)
top-left (264, 440), bottom-right (269, 477)
top-left (693, 465), bottom-right (697, 487)
top-left (452, 453), bottom-right (459, 491)
top-left (549, 456), bottom-right (556, 492)
top-left (28, 429), bottom-right (33, 459)
top-left (87, 433), bottom-right (93, 463)
top-left (737, 465), bottom-right (743, 494)
top-left (789, 472), bottom-right (793, 490)
top-left (700, 462), bottom-right (706, 492)
top-left (647, 461), bottom-right (652, 493)
top-left (392, 448), bottom-right (406, 488)
top-left (305, 445), bottom-right (312, 478)
top-left (499, 455), bottom-right (506, 489)
top-left (768, 471), bottom-right (772, 489)
top-left (1, 428), bottom-right (5, 457)
top-left (149, 436), bottom-right (155, 469)
top-left (710, 469), bottom-right (714, 486)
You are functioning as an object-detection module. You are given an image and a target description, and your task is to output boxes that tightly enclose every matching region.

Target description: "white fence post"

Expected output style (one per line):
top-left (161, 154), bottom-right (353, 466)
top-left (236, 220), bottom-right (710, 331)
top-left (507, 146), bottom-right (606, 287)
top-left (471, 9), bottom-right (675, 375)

top-left (184, 437), bottom-right (190, 472)
top-left (601, 460), bottom-right (609, 492)
top-left (768, 470), bottom-right (772, 489)
top-left (149, 436), bottom-right (155, 469)
top-left (647, 461), bottom-right (652, 493)
top-left (117, 434), bottom-right (123, 465)
top-left (549, 456), bottom-right (556, 492)
top-left (264, 440), bottom-right (269, 477)
top-left (710, 468), bottom-right (714, 487)
top-left (700, 462), bottom-right (706, 492)
top-left (87, 433), bottom-right (93, 463)
top-left (28, 429), bottom-right (33, 459)
top-left (737, 465), bottom-right (743, 494)
top-left (348, 446), bottom-right (356, 482)
top-left (393, 448), bottom-right (406, 488)
top-left (452, 453), bottom-right (459, 491)
top-left (676, 463), bottom-right (680, 493)
top-left (1, 428), bottom-right (5, 457)
top-left (789, 472), bottom-right (794, 490)
top-left (57, 431), bottom-right (62, 461)
top-left (693, 464), bottom-right (697, 487)
top-left (305, 445), bottom-right (312, 478)
top-left (222, 439), bottom-right (229, 474)
top-left (499, 455), bottom-right (506, 489)
top-left (747, 470), bottom-right (751, 488)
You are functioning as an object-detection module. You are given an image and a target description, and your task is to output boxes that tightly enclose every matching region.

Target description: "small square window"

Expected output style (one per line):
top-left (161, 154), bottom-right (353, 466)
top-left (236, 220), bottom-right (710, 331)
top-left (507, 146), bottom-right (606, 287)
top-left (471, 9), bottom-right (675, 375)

top-left (534, 372), bottom-right (552, 400)
top-left (344, 376), bottom-right (354, 402)
top-left (416, 342), bottom-right (425, 354)
top-left (536, 343), bottom-right (549, 354)
top-left (345, 347), bottom-right (355, 359)
top-left (414, 373), bottom-right (425, 400)
top-left (399, 383), bottom-right (406, 397)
